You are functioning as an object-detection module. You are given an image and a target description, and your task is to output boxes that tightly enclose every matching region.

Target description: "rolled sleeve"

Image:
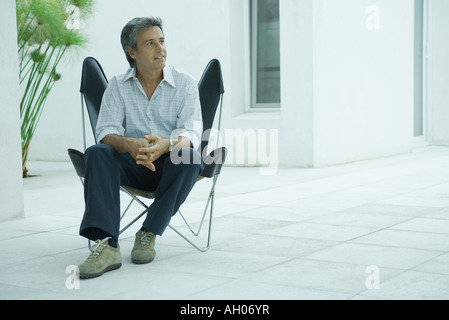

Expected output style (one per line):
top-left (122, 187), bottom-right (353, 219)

top-left (174, 82), bottom-right (203, 150)
top-left (96, 126), bottom-right (125, 144)
top-left (95, 78), bottom-right (126, 143)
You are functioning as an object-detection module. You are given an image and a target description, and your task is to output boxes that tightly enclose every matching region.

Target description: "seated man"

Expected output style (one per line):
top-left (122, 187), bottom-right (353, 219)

top-left (77, 17), bottom-right (203, 279)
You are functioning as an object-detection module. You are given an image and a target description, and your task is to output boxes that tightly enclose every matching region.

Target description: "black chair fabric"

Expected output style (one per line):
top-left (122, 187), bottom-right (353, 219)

top-left (198, 59), bottom-right (225, 157)
top-left (80, 57), bottom-right (108, 143)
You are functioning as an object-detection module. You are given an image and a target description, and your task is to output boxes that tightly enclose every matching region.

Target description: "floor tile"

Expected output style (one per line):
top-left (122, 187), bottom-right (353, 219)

top-left (243, 258), bottom-right (402, 295)
top-left (184, 279), bottom-right (353, 300)
top-left (413, 252), bottom-right (449, 275)
top-left (304, 242), bottom-right (441, 270)
top-left (267, 222), bottom-right (377, 242)
top-left (213, 234), bottom-right (339, 258)
top-left (306, 211), bottom-right (411, 229)
top-left (388, 217), bottom-right (449, 234)
top-left (147, 250), bottom-right (291, 279)
top-left (351, 229), bottom-right (449, 251)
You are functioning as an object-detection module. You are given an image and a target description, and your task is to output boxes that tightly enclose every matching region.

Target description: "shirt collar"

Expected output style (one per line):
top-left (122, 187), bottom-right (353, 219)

top-left (162, 66), bottom-right (176, 88)
top-left (123, 66), bottom-right (176, 88)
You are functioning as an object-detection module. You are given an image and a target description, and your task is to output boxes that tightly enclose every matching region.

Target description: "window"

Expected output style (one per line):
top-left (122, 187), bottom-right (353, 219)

top-left (251, 0), bottom-right (281, 109)
top-left (414, 0), bottom-right (424, 137)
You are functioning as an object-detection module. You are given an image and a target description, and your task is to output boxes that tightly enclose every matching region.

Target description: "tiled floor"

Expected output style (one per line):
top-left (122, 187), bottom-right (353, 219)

top-left (2, 146), bottom-right (449, 300)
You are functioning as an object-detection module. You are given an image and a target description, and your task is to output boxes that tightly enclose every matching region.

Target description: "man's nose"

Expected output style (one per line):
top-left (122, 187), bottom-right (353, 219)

top-left (154, 42), bottom-right (164, 51)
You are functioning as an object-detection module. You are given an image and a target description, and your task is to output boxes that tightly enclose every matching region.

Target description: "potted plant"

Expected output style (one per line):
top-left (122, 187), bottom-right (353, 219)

top-left (16, 0), bottom-right (93, 177)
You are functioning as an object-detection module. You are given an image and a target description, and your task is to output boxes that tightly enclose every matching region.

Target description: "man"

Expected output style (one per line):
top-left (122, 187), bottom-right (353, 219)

top-left (77, 17), bottom-right (203, 279)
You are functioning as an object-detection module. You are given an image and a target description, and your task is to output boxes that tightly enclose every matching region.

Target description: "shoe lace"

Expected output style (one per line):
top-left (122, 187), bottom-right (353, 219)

top-left (140, 231), bottom-right (154, 246)
top-left (88, 237), bottom-right (110, 259)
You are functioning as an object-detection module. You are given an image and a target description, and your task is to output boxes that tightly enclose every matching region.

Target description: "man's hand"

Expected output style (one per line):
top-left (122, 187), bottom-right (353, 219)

top-left (101, 134), bottom-right (148, 161)
top-left (127, 138), bottom-right (150, 161)
top-left (136, 135), bottom-right (169, 171)
top-left (101, 133), bottom-right (193, 172)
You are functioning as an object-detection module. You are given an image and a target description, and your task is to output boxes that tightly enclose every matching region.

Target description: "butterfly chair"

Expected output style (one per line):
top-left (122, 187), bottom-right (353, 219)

top-left (68, 57), bottom-right (226, 252)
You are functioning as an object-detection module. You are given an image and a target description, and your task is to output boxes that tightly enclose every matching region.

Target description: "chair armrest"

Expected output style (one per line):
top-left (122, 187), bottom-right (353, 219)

top-left (200, 147), bottom-right (227, 178)
top-left (68, 148), bottom-right (85, 178)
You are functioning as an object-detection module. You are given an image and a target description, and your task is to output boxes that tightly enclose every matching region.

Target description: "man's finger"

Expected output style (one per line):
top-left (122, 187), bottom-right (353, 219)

top-left (136, 158), bottom-right (156, 171)
top-left (147, 162), bottom-right (156, 172)
top-left (139, 146), bottom-right (157, 154)
top-left (136, 154), bottom-right (149, 161)
top-left (144, 135), bottom-right (159, 143)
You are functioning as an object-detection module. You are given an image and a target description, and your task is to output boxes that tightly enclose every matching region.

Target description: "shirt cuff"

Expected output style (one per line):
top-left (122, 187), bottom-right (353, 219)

top-left (96, 127), bottom-right (124, 144)
top-left (171, 129), bottom-right (201, 151)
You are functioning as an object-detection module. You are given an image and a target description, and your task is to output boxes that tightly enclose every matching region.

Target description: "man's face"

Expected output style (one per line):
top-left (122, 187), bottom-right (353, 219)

top-left (128, 26), bottom-right (167, 72)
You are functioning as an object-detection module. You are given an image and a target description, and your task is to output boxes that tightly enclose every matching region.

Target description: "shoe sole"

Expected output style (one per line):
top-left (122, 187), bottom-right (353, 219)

top-left (80, 263), bottom-right (122, 279)
top-left (131, 257), bottom-right (155, 264)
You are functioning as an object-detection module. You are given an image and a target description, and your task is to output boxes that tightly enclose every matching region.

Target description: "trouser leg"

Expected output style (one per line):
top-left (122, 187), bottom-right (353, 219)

top-left (79, 144), bottom-right (159, 241)
top-left (142, 148), bottom-right (203, 235)
top-left (80, 144), bottom-right (122, 242)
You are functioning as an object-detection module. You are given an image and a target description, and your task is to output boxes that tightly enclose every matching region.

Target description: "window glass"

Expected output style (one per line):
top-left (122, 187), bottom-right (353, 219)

top-left (251, 0), bottom-right (281, 109)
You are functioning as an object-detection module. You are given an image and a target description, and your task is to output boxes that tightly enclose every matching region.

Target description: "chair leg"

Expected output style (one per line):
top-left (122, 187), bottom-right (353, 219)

top-left (120, 198), bottom-right (135, 222)
top-left (178, 175), bottom-right (217, 236)
top-left (168, 196), bottom-right (214, 252)
top-left (168, 176), bottom-right (218, 252)
top-left (118, 187), bottom-right (151, 236)
top-left (119, 206), bottom-right (149, 236)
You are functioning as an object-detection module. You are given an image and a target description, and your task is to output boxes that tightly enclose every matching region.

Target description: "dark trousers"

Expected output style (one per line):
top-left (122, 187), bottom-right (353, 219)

top-left (79, 144), bottom-right (203, 242)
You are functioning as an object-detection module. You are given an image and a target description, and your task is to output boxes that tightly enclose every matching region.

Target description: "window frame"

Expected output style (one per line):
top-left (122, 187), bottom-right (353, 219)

top-left (250, 0), bottom-right (281, 111)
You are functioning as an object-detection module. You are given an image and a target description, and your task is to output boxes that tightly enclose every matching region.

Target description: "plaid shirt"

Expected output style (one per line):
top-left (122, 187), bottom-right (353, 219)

top-left (95, 65), bottom-right (203, 150)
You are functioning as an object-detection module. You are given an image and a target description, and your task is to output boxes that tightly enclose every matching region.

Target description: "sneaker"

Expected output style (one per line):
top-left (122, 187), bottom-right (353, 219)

top-left (78, 237), bottom-right (122, 279)
top-left (131, 230), bottom-right (156, 264)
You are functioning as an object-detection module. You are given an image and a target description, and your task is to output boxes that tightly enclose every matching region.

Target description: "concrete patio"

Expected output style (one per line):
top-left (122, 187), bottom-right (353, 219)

top-left (1, 146), bottom-right (449, 300)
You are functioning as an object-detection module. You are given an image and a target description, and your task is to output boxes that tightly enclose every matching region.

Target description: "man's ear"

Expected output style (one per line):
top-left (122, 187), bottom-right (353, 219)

top-left (127, 47), bottom-right (137, 60)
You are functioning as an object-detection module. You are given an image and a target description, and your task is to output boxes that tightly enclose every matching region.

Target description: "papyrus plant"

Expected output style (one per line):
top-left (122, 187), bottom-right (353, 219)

top-left (16, 0), bottom-right (92, 177)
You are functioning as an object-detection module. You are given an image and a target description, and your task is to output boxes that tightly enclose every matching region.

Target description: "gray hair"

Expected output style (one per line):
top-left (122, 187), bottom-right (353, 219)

top-left (120, 17), bottom-right (164, 68)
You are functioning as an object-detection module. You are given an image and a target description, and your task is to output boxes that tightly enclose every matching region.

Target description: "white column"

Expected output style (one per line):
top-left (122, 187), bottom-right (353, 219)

top-left (279, 0), bottom-right (315, 167)
top-left (429, 0), bottom-right (449, 145)
top-left (0, 0), bottom-right (24, 221)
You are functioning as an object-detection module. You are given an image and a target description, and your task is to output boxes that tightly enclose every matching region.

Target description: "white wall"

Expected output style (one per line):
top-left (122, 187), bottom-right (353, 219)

top-left (429, 0), bottom-right (449, 145)
top-left (312, 0), bottom-right (414, 167)
top-left (279, 0), bottom-right (414, 168)
top-left (279, 0), bottom-right (314, 167)
top-left (0, 0), bottom-right (24, 221)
